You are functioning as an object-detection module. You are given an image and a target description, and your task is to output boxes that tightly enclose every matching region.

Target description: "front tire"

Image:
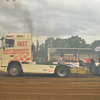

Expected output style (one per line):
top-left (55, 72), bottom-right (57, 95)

top-left (8, 64), bottom-right (21, 77)
top-left (55, 66), bottom-right (68, 78)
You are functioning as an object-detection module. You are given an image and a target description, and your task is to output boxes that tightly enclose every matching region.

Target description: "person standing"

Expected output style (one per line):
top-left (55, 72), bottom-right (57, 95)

top-left (58, 53), bottom-right (64, 64)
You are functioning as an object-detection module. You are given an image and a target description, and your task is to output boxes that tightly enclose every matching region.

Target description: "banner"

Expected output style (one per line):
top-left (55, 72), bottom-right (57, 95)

top-left (94, 46), bottom-right (100, 51)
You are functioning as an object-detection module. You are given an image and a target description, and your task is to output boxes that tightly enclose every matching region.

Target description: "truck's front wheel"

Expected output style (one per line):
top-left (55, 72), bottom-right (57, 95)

top-left (55, 66), bottom-right (69, 78)
top-left (8, 64), bottom-right (21, 77)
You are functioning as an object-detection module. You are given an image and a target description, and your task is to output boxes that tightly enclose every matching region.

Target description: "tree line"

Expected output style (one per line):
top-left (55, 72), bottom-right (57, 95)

top-left (33, 36), bottom-right (100, 59)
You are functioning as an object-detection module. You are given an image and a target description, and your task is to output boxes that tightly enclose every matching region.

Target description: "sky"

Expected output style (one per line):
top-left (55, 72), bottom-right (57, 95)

top-left (1, 0), bottom-right (100, 45)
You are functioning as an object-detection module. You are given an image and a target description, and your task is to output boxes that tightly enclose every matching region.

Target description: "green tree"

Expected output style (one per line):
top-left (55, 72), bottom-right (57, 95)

top-left (45, 37), bottom-right (55, 48)
top-left (38, 43), bottom-right (46, 58)
top-left (67, 36), bottom-right (87, 48)
top-left (86, 43), bottom-right (92, 48)
top-left (53, 38), bottom-right (66, 48)
top-left (92, 40), bottom-right (100, 49)
top-left (36, 39), bottom-right (39, 52)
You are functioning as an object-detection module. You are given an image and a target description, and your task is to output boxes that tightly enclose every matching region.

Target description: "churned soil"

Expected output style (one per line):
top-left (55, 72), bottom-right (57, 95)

top-left (0, 72), bottom-right (100, 100)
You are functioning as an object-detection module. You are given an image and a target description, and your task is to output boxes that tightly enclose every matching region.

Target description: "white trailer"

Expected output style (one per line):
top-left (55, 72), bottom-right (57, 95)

top-left (0, 33), bottom-right (71, 78)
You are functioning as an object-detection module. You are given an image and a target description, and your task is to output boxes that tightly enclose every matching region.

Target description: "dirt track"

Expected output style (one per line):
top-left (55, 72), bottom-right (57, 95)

top-left (0, 72), bottom-right (100, 100)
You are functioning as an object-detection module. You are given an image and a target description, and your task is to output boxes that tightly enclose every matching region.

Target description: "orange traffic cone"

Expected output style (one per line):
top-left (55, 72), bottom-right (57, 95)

top-left (86, 70), bottom-right (88, 74)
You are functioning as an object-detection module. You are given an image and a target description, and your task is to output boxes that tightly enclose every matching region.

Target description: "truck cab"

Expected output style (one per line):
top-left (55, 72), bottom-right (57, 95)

top-left (0, 34), bottom-right (33, 72)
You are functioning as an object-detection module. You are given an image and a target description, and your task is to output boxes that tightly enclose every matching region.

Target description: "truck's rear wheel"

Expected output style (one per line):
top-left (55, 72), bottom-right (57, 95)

top-left (8, 64), bottom-right (21, 77)
top-left (55, 66), bottom-right (68, 78)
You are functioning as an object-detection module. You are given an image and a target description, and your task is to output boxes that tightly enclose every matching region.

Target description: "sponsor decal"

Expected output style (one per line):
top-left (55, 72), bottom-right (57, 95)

top-left (17, 35), bottom-right (25, 37)
top-left (48, 69), bottom-right (53, 72)
top-left (43, 69), bottom-right (53, 72)
top-left (6, 35), bottom-right (25, 38)
top-left (18, 41), bottom-right (27, 46)
top-left (3, 49), bottom-right (29, 54)
top-left (43, 69), bottom-right (48, 71)
top-left (6, 35), bottom-right (13, 38)
top-left (13, 35), bottom-right (17, 38)
top-left (3, 49), bottom-right (11, 53)
top-left (49, 66), bottom-right (54, 68)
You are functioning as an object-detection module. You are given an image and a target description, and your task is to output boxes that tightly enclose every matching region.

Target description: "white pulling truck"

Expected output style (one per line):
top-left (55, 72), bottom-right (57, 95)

top-left (0, 33), bottom-right (71, 78)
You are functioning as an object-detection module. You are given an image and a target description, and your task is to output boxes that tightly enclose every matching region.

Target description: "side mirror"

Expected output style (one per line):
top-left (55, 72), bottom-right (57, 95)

top-left (0, 37), bottom-right (4, 41)
top-left (31, 45), bottom-right (34, 50)
top-left (3, 46), bottom-right (5, 50)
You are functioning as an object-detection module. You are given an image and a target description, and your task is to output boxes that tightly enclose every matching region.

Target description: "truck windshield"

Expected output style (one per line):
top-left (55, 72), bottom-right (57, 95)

top-left (5, 39), bottom-right (14, 47)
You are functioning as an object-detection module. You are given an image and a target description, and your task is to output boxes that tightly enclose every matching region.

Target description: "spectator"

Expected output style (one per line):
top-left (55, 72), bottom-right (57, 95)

top-left (38, 58), bottom-right (41, 64)
top-left (42, 58), bottom-right (45, 64)
top-left (58, 53), bottom-right (64, 64)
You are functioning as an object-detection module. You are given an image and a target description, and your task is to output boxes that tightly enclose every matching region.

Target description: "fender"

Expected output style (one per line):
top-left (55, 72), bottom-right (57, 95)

top-left (55, 64), bottom-right (71, 75)
top-left (7, 61), bottom-right (22, 71)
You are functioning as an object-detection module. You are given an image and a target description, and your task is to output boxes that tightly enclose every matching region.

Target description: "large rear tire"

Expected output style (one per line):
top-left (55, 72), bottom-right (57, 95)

top-left (8, 64), bottom-right (21, 77)
top-left (55, 66), bottom-right (69, 78)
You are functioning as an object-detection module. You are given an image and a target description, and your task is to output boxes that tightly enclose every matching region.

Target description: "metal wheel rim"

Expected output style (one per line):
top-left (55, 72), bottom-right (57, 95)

top-left (58, 68), bottom-right (66, 76)
top-left (10, 67), bottom-right (18, 75)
